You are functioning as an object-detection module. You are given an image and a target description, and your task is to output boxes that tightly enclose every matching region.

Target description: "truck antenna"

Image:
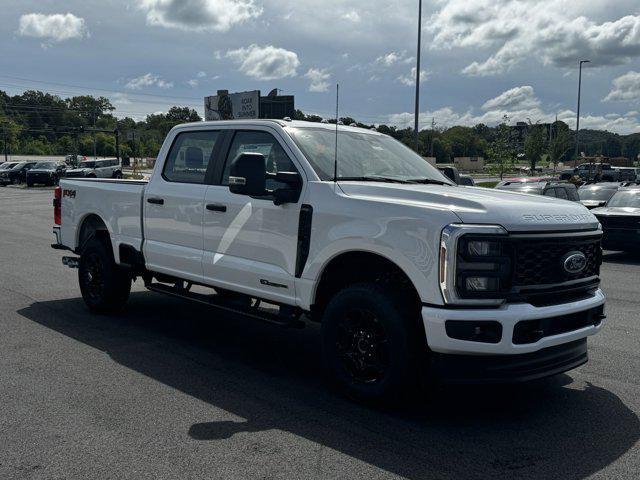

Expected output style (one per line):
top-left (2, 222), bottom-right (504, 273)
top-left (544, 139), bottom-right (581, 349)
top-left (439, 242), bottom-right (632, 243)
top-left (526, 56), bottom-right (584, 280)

top-left (334, 84), bottom-right (339, 183)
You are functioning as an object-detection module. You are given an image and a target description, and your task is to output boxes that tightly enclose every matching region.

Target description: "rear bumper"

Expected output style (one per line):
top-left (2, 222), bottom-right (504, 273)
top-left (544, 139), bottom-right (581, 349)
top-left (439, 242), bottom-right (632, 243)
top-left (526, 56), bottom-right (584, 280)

top-left (421, 288), bottom-right (605, 355)
top-left (430, 338), bottom-right (588, 383)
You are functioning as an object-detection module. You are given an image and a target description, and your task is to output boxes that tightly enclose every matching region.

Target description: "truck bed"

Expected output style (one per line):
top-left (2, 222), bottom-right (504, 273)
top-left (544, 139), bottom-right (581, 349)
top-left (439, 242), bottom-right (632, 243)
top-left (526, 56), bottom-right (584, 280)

top-left (59, 178), bottom-right (148, 261)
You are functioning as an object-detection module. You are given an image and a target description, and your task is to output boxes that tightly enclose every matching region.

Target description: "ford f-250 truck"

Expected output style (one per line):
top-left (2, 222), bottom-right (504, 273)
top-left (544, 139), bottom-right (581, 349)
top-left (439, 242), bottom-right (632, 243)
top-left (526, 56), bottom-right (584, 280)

top-left (52, 119), bottom-right (605, 402)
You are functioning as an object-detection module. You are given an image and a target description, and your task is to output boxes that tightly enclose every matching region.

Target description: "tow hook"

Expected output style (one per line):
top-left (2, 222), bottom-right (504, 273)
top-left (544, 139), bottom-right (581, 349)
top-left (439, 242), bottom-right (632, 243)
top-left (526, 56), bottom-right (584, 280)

top-left (62, 256), bottom-right (80, 269)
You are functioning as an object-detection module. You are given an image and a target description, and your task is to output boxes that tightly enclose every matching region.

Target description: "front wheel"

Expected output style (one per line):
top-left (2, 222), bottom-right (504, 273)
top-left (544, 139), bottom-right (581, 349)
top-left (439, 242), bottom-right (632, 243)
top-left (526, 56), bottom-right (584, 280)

top-left (79, 237), bottom-right (132, 313)
top-left (321, 283), bottom-right (424, 404)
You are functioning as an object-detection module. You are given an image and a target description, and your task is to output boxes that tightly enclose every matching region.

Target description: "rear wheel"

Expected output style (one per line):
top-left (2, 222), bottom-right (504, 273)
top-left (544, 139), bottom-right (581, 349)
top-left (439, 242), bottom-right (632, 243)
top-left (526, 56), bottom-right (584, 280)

top-left (321, 283), bottom-right (424, 404)
top-left (79, 237), bottom-right (132, 313)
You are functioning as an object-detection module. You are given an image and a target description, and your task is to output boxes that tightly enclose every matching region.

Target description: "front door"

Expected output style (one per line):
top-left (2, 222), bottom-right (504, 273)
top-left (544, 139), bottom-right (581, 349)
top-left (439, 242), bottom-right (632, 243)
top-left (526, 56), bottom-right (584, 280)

top-left (202, 128), bottom-right (303, 304)
top-left (143, 129), bottom-right (222, 283)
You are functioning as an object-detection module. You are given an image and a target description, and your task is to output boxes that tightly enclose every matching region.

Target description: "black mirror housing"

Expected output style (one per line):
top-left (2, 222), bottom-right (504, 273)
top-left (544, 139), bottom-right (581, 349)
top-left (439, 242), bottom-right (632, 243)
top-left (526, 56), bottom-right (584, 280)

top-left (229, 152), bottom-right (267, 196)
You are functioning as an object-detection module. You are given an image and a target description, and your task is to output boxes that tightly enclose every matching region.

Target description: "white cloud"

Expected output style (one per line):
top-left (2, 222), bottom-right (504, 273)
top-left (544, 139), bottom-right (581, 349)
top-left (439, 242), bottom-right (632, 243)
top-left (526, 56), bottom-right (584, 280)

top-left (428, 1), bottom-right (640, 76)
top-left (375, 50), bottom-right (414, 67)
top-left (226, 44), bottom-right (300, 80)
top-left (341, 11), bottom-right (361, 23)
top-left (481, 85), bottom-right (540, 110)
top-left (140, 0), bottom-right (262, 32)
top-left (187, 79), bottom-right (199, 87)
top-left (604, 71), bottom-right (640, 102)
top-left (197, 71), bottom-right (207, 78)
top-left (304, 68), bottom-right (331, 92)
top-left (125, 73), bottom-right (173, 90)
top-left (396, 67), bottom-right (428, 86)
top-left (18, 13), bottom-right (87, 43)
top-left (388, 85), bottom-right (640, 134)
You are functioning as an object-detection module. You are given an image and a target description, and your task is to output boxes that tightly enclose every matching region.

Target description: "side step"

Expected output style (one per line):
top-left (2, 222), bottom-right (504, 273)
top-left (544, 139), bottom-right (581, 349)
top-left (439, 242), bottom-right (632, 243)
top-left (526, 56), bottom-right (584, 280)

top-left (146, 282), bottom-right (305, 329)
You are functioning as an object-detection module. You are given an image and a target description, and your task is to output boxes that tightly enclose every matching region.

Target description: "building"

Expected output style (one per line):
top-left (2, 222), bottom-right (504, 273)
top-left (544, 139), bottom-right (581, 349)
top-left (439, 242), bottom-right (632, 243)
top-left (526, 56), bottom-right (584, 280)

top-left (454, 156), bottom-right (485, 172)
top-left (205, 89), bottom-right (294, 121)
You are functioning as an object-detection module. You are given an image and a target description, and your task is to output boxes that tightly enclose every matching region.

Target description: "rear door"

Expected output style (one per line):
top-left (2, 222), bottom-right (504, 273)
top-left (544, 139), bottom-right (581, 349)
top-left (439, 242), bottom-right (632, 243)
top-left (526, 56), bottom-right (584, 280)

top-left (201, 128), bottom-right (303, 304)
top-left (143, 129), bottom-right (224, 283)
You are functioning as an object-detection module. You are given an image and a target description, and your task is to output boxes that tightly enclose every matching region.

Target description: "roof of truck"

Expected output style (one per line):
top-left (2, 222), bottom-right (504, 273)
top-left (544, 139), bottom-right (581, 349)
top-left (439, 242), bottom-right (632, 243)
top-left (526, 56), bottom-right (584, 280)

top-left (174, 119), bottom-right (382, 134)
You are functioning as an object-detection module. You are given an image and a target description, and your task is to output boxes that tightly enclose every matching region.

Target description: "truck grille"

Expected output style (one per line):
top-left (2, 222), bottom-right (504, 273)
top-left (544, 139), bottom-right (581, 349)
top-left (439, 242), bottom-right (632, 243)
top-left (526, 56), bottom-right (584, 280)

top-left (596, 215), bottom-right (640, 231)
top-left (512, 235), bottom-right (601, 287)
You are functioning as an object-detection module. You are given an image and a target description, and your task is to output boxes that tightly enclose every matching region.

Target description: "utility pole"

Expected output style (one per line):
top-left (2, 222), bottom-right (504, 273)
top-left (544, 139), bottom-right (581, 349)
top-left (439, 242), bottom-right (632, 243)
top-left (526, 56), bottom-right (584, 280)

top-left (114, 128), bottom-right (120, 162)
top-left (3, 129), bottom-right (8, 162)
top-left (414, 0), bottom-right (422, 153)
top-left (574, 59), bottom-right (590, 166)
top-left (430, 117), bottom-right (436, 157)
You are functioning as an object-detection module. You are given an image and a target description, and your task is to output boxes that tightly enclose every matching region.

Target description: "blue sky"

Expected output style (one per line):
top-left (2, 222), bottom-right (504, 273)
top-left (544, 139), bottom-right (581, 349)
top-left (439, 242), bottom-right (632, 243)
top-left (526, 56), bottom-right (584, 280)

top-left (1, 0), bottom-right (639, 133)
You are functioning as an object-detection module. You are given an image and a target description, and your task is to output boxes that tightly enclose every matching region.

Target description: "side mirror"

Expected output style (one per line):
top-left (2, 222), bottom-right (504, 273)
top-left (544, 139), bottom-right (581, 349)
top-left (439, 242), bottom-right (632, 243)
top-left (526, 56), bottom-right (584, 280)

top-left (229, 152), bottom-right (267, 196)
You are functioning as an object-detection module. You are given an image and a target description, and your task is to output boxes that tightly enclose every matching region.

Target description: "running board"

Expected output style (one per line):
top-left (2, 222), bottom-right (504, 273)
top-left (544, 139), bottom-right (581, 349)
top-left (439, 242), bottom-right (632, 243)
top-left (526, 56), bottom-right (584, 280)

top-left (146, 282), bottom-right (305, 329)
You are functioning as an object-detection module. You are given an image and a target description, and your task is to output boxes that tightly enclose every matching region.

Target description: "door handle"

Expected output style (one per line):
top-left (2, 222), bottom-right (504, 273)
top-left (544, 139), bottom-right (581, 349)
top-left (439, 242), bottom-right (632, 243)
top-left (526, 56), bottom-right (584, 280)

top-left (147, 197), bottom-right (164, 205)
top-left (206, 203), bottom-right (227, 212)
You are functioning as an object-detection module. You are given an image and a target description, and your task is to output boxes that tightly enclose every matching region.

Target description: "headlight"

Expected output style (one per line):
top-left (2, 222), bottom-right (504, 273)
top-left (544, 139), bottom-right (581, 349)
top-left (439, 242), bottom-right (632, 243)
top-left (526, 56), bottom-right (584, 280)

top-left (439, 224), bottom-right (511, 305)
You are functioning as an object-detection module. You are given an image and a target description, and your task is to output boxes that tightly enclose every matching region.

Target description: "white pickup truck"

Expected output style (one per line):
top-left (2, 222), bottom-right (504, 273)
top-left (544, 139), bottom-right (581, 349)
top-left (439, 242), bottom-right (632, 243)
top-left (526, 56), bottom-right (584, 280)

top-left (52, 119), bottom-right (605, 402)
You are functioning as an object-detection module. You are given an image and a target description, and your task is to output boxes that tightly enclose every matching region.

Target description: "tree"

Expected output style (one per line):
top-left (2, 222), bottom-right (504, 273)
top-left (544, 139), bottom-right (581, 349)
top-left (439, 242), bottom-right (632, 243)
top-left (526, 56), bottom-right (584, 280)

top-left (524, 121), bottom-right (546, 172)
top-left (547, 121), bottom-right (571, 171)
top-left (486, 115), bottom-right (515, 179)
top-left (165, 106), bottom-right (201, 123)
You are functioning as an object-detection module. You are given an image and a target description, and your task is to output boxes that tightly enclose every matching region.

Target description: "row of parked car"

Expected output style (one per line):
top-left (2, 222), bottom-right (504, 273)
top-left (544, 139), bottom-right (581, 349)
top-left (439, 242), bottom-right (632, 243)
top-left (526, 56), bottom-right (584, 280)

top-left (495, 177), bottom-right (640, 252)
top-left (0, 159), bottom-right (123, 187)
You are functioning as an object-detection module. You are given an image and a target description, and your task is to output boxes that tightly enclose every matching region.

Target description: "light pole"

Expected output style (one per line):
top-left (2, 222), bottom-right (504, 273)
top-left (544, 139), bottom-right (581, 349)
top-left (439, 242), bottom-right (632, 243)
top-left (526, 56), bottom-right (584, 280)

top-left (414, 0), bottom-right (422, 153)
top-left (574, 59), bottom-right (590, 166)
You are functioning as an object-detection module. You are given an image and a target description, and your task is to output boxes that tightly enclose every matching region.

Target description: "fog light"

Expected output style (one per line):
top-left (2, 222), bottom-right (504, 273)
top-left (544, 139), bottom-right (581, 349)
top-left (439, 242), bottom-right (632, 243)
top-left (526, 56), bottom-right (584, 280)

top-left (465, 277), bottom-right (499, 292)
top-left (467, 240), bottom-right (500, 256)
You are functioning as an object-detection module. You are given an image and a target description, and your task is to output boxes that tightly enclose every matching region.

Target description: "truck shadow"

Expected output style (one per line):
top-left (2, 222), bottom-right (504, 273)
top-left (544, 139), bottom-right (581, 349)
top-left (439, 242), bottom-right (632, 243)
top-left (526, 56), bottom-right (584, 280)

top-left (18, 292), bottom-right (640, 480)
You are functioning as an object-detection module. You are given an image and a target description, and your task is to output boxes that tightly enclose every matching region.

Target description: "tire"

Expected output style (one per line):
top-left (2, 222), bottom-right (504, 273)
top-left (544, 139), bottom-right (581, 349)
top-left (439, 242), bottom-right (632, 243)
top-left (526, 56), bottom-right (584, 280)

top-left (79, 237), bottom-right (132, 313)
top-left (321, 282), bottom-right (424, 404)
top-left (113, 170), bottom-right (123, 179)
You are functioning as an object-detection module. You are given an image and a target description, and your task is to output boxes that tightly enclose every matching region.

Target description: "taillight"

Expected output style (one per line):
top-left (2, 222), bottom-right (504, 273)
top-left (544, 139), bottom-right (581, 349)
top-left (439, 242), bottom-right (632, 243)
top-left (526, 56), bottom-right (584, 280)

top-left (53, 186), bottom-right (62, 225)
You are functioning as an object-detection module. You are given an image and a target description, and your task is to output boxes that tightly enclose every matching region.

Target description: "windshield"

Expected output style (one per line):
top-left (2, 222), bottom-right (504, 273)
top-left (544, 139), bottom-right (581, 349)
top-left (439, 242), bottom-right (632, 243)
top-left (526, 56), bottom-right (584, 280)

top-left (79, 161), bottom-right (96, 168)
top-left (578, 187), bottom-right (617, 201)
top-left (0, 163), bottom-right (17, 170)
top-left (606, 190), bottom-right (640, 208)
top-left (10, 162), bottom-right (27, 170)
top-left (34, 162), bottom-right (57, 169)
top-left (287, 127), bottom-right (452, 183)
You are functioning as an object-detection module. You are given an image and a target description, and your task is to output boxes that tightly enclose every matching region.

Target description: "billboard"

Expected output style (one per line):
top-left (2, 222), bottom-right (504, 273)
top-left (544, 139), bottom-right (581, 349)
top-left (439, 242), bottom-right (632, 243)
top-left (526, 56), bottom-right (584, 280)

top-left (204, 90), bottom-right (260, 120)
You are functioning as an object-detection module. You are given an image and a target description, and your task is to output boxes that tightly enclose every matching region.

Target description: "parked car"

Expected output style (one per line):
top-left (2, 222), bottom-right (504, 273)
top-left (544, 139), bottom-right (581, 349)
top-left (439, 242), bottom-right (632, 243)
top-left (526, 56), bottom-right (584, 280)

top-left (26, 161), bottom-right (66, 186)
top-left (495, 177), bottom-right (554, 188)
top-left (560, 163), bottom-right (635, 182)
top-left (495, 180), bottom-right (580, 201)
top-left (591, 185), bottom-right (640, 252)
top-left (458, 175), bottom-right (475, 186)
top-left (52, 119), bottom-right (605, 402)
top-left (0, 161), bottom-right (37, 186)
top-left (577, 183), bottom-right (621, 209)
top-left (0, 162), bottom-right (19, 171)
top-left (64, 158), bottom-right (122, 179)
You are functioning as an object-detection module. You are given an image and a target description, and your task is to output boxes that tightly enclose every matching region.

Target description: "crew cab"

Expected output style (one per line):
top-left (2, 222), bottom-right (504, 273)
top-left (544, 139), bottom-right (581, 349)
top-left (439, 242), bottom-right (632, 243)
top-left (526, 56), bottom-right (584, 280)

top-left (52, 120), bottom-right (606, 402)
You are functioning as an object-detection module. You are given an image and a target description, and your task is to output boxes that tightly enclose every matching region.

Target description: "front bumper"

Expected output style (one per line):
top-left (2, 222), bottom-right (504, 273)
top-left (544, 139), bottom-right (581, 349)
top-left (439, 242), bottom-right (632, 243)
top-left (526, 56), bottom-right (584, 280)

top-left (422, 288), bottom-right (605, 355)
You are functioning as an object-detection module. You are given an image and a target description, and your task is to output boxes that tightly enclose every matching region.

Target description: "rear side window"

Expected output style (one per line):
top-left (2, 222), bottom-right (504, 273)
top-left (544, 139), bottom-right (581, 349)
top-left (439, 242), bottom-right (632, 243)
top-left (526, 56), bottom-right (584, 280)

top-left (163, 131), bottom-right (219, 184)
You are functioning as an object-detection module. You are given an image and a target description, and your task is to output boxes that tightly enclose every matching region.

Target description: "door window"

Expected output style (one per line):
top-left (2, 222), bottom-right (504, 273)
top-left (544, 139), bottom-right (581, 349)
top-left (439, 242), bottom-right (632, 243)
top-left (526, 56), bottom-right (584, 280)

top-left (163, 131), bottom-right (220, 184)
top-left (222, 131), bottom-right (297, 190)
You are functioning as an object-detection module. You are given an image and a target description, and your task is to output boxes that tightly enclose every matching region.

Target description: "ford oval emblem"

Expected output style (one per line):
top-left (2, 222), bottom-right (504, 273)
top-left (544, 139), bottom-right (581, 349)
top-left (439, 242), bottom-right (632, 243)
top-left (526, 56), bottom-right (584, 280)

top-left (562, 251), bottom-right (587, 275)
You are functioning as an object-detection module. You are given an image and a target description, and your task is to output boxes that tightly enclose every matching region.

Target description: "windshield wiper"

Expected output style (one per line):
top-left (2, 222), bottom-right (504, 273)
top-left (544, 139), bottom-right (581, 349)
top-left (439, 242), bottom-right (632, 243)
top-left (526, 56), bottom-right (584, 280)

top-left (336, 176), bottom-right (413, 184)
top-left (406, 178), bottom-right (453, 186)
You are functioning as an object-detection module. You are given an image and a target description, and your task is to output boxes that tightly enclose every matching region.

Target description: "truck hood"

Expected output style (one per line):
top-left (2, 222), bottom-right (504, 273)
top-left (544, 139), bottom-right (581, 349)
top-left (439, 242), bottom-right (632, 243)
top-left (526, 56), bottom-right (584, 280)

top-left (338, 182), bottom-right (599, 232)
top-left (591, 206), bottom-right (640, 216)
top-left (28, 168), bottom-right (55, 174)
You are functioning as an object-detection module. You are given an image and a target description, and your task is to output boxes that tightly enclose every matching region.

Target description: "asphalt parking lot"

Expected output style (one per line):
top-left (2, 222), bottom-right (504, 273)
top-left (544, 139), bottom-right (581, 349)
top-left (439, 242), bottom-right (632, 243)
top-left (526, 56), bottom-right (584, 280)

top-left (0, 187), bottom-right (638, 480)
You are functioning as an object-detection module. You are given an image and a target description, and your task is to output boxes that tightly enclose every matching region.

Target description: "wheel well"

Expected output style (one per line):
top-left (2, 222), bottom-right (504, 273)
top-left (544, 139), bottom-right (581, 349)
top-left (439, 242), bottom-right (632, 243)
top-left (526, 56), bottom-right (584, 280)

top-left (77, 214), bottom-right (109, 251)
top-left (312, 252), bottom-right (421, 317)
